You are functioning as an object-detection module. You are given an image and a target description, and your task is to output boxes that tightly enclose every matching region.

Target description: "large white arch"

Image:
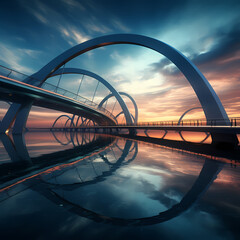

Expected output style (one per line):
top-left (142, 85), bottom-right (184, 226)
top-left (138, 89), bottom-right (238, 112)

top-left (29, 34), bottom-right (230, 125)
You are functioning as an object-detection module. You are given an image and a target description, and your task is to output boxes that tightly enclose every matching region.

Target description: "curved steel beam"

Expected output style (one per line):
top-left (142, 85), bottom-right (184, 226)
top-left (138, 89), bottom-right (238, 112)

top-left (178, 107), bottom-right (202, 125)
top-left (42, 140), bottom-right (137, 188)
top-left (51, 131), bottom-right (72, 146)
top-left (179, 131), bottom-right (211, 144)
top-left (115, 111), bottom-right (135, 124)
top-left (77, 116), bottom-right (88, 127)
top-left (29, 33), bottom-right (230, 126)
top-left (49, 68), bottom-right (133, 125)
top-left (178, 107), bottom-right (210, 143)
top-left (51, 114), bottom-right (75, 128)
top-left (98, 91), bottom-right (138, 124)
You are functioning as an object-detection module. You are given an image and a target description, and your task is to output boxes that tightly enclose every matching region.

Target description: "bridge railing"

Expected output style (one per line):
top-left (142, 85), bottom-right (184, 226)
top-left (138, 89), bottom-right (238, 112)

top-left (116, 118), bottom-right (240, 127)
top-left (41, 81), bottom-right (115, 119)
top-left (0, 64), bottom-right (116, 122)
top-left (0, 64), bottom-right (37, 82)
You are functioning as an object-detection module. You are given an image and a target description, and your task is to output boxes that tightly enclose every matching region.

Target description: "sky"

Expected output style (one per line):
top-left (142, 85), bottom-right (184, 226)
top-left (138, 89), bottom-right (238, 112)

top-left (0, 0), bottom-right (240, 127)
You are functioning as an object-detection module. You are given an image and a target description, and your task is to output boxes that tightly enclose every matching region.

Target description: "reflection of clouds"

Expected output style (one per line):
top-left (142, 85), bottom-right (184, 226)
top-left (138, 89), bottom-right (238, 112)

top-left (58, 167), bottom-right (167, 218)
top-left (25, 132), bottom-right (76, 158)
top-left (51, 141), bottom-right (207, 220)
top-left (58, 215), bottom-right (91, 235)
top-left (135, 144), bottom-right (240, 234)
top-left (0, 134), bottom-right (239, 237)
top-left (136, 143), bottom-right (203, 176)
top-left (215, 167), bottom-right (240, 185)
top-left (193, 167), bottom-right (240, 236)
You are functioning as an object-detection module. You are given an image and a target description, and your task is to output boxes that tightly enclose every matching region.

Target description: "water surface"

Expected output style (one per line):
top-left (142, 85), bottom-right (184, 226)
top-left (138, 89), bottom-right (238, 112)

top-left (0, 132), bottom-right (239, 240)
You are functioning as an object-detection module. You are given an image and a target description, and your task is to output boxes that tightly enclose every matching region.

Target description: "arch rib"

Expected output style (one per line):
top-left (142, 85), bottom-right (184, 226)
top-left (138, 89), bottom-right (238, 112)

top-left (49, 68), bottom-right (133, 125)
top-left (29, 33), bottom-right (230, 125)
top-left (52, 114), bottom-right (75, 129)
top-left (98, 91), bottom-right (138, 124)
top-left (178, 107), bottom-right (202, 125)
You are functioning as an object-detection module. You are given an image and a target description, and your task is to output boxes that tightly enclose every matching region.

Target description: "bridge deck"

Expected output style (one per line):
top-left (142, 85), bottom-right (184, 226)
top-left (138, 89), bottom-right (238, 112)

top-left (50, 125), bottom-right (240, 134)
top-left (0, 75), bottom-right (116, 125)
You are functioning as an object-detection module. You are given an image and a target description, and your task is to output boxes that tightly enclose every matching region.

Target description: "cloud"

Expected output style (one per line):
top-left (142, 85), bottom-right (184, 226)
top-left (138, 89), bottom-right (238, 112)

top-left (0, 43), bottom-right (36, 74)
top-left (22, 0), bottom-right (112, 46)
top-left (59, 26), bottom-right (89, 45)
top-left (1, 0), bottom-right (239, 124)
top-left (111, 19), bottom-right (131, 32)
top-left (22, 0), bottom-right (89, 44)
top-left (61, 0), bottom-right (86, 11)
top-left (146, 23), bottom-right (240, 119)
top-left (151, 22), bottom-right (240, 79)
top-left (31, 10), bottom-right (48, 24)
top-left (192, 23), bottom-right (240, 69)
top-left (84, 21), bottom-right (111, 34)
top-left (23, 0), bottom-right (51, 25)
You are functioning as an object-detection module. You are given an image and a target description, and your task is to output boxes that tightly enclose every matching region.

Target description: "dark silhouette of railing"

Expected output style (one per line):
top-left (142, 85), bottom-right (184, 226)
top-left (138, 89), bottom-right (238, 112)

top-left (49, 118), bottom-right (240, 132)
top-left (115, 118), bottom-right (240, 127)
top-left (0, 64), bottom-right (36, 82)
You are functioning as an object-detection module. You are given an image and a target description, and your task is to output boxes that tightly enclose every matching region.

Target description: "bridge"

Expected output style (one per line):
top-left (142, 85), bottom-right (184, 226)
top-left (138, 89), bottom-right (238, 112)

top-left (0, 34), bottom-right (239, 147)
top-left (0, 74), bottom-right (117, 125)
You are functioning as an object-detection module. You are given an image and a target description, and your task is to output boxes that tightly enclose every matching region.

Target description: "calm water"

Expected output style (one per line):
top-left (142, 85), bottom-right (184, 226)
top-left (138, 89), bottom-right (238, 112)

top-left (0, 132), bottom-right (239, 240)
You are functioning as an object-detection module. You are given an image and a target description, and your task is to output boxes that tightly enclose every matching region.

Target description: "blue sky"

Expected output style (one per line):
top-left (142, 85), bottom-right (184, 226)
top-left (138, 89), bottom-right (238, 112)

top-left (0, 0), bottom-right (240, 126)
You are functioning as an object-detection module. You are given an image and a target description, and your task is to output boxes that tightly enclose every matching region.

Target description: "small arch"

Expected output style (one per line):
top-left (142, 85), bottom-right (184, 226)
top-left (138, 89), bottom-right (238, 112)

top-left (178, 107), bottom-right (203, 125)
top-left (52, 114), bottom-right (75, 128)
top-left (98, 91), bottom-right (138, 124)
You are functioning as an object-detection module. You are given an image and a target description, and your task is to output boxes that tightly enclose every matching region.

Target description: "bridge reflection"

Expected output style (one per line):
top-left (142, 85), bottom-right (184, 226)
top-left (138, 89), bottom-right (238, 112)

top-left (45, 159), bottom-right (223, 226)
top-left (0, 131), bottom-right (233, 226)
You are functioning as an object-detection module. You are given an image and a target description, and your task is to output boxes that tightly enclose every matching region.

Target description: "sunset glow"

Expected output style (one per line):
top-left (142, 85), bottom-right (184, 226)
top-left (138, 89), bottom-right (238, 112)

top-left (0, 0), bottom-right (239, 127)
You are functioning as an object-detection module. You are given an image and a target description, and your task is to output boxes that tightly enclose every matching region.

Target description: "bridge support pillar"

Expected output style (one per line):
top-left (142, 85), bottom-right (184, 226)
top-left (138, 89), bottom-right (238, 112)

top-left (211, 133), bottom-right (239, 149)
top-left (12, 101), bottom-right (33, 134)
top-left (0, 101), bottom-right (33, 134)
top-left (129, 128), bottom-right (137, 136)
top-left (12, 134), bottom-right (31, 161)
top-left (0, 103), bottom-right (21, 133)
top-left (0, 134), bottom-right (20, 161)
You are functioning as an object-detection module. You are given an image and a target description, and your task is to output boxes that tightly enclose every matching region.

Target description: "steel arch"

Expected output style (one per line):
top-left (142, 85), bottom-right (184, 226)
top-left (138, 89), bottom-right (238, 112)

top-left (115, 111), bottom-right (135, 124)
top-left (98, 91), bottom-right (138, 124)
top-left (51, 114), bottom-right (75, 128)
top-left (178, 131), bottom-right (210, 144)
top-left (49, 68), bottom-right (133, 125)
top-left (30, 33), bottom-right (230, 126)
top-left (178, 107), bottom-right (210, 143)
top-left (178, 107), bottom-right (202, 125)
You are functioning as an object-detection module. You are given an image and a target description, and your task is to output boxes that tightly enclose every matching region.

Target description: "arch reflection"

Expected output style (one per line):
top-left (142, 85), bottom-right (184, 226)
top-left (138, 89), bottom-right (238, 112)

top-left (0, 132), bottom-right (227, 227)
top-left (143, 129), bottom-right (210, 144)
top-left (47, 159), bottom-right (223, 226)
